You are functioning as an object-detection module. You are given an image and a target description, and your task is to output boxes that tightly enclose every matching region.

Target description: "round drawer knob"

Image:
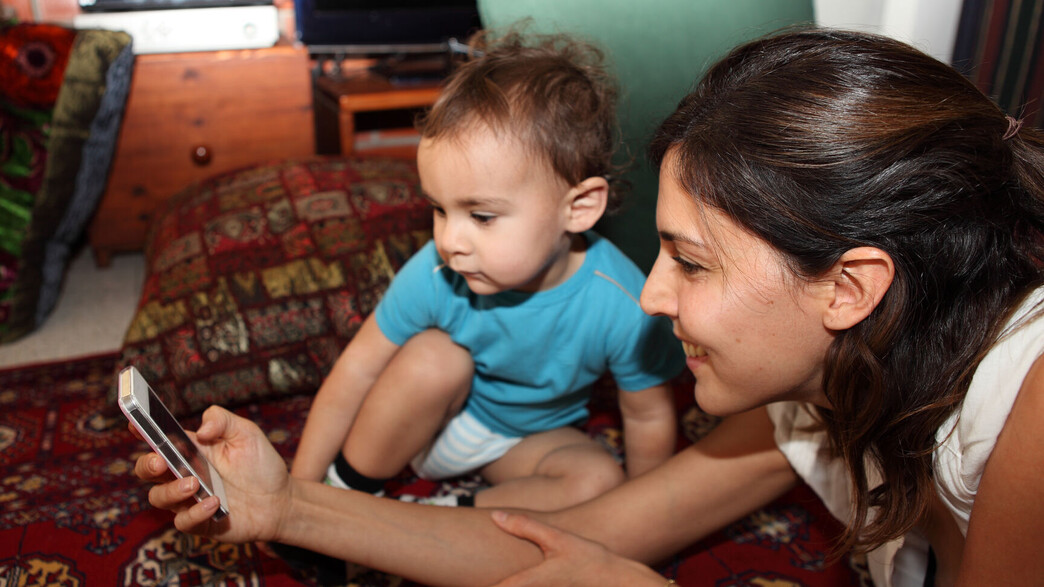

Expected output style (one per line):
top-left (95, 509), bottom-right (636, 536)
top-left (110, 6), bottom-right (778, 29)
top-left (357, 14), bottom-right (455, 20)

top-left (191, 145), bottom-right (213, 166)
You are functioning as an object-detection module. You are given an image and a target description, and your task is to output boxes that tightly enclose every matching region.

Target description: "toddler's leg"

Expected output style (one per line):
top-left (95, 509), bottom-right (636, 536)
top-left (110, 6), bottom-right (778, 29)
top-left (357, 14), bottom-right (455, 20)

top-left (340, 329), bottom-right (473, 482)
top-left (475, 427), bottom-right (626, 511)
top-left (269, 332), bottom-right (470, 579)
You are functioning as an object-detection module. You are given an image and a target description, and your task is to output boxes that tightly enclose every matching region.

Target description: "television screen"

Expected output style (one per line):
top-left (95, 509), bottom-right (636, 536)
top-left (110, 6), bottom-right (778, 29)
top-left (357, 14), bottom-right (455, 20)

top-left (295, 0), bottom-right (481, 48)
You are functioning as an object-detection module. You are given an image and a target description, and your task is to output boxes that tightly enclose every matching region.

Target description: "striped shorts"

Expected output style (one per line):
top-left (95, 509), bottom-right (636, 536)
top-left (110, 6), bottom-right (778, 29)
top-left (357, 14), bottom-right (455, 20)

top-left (410, 410), bottom-right (523, 480)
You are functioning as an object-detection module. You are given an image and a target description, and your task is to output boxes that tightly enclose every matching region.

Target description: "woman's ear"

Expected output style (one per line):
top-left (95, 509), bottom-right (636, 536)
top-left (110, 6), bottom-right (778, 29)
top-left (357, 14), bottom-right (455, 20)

top-left (564, 176), bottom-right (609, 233)
top-left (823, 247), bottom-right (895, 330)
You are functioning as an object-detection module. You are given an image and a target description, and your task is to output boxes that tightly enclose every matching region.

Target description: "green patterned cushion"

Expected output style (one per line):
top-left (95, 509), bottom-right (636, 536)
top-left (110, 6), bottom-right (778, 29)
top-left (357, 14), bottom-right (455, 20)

top-left (112, 156), bottom-right (433, 417)
top-left (0, 23), bottom-right (133, 343)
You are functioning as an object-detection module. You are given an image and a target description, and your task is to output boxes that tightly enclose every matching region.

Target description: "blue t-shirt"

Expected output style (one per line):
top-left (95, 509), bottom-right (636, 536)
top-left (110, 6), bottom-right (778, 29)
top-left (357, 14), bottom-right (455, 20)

top-left (374, 231), bottom-right (684, 437)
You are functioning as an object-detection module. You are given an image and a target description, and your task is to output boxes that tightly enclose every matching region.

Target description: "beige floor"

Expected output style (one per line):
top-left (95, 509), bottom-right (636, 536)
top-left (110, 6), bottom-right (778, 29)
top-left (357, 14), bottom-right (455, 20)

top-left (0, 248), bottom-right (145, 369)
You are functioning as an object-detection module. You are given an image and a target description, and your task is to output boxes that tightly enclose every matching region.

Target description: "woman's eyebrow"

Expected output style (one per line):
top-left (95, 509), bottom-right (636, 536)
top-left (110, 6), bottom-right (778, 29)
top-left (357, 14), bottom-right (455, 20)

top-left (659, 230), bottom-right (706, 249)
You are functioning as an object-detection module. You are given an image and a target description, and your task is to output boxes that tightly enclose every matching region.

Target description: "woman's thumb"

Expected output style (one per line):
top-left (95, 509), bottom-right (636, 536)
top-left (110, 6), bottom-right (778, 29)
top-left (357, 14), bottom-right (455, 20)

top-left (491, 511), bottom-right (560, 550)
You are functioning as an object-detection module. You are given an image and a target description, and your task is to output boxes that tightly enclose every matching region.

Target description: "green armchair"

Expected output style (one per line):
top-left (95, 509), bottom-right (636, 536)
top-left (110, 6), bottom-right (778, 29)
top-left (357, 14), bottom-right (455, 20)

top-left (478, 0), bottom-right (815, 271)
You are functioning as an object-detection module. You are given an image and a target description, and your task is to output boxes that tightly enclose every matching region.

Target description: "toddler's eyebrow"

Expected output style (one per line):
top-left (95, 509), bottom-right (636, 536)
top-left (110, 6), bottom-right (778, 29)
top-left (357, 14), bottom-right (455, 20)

top-left (426, 194), bottom-right (511, 208)
top-left (459, 196), bottom-right (509, 208)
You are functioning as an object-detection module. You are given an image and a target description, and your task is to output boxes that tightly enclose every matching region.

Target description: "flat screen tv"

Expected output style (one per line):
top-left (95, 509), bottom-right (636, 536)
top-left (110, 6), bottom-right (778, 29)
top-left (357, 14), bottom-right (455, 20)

top-left (294, 0), bottom-right (481, 50)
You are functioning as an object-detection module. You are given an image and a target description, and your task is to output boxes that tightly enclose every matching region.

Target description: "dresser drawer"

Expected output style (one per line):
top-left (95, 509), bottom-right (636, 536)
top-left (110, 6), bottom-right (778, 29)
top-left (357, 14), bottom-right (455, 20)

top-left (89, 42), bottom-right (314, 265)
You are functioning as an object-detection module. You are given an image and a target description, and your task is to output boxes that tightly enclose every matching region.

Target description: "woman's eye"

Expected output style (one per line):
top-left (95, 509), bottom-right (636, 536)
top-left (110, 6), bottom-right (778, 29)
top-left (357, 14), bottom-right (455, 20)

top-left (671, 256), bottom-right (704, 274)
top-left (472, 213), bottom-right (495, 225)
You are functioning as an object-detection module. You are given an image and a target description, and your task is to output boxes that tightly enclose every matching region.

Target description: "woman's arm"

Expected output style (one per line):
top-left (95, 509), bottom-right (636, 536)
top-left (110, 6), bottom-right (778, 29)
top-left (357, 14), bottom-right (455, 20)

top-left (138, 406), bottom-right (542, 586)
top-left (956, 353), bottom-right (1044, 585)
top-left (289, 313), bottom-right (400, 481)
top-left (140, 405), bottom-right (796, 586)
top-left (618, 382), bottom-right (677, 477)
top-left (483, 406), bottom-right (798, 587)
top-left (488, 512), bottom-right (668, 587)
top-left (543, 405), bottom-right (795, 563)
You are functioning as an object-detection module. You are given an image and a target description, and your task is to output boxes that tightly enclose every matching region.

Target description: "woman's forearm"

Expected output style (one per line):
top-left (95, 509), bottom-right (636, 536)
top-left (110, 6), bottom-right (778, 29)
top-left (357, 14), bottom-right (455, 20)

top-left (277, 480), bottom-right (543, 587)
top-left (276, 408), bottom-right (795, 585)
top-left (548, 406), bottom-right (797, 564)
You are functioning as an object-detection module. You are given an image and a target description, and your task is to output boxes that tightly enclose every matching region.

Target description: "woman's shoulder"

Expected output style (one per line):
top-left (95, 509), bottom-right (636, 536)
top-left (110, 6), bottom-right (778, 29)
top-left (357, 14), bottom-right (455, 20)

top-left (954, 351), bottom-right (1044, 583)
top-left (934, 287), bottom-right (1044, 530)
top-left (963, 289), bottom-right (1044, 412)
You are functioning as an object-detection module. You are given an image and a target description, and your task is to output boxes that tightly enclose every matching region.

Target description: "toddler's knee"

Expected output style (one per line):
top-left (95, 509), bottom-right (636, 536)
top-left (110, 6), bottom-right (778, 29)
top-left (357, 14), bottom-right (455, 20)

top-left (401, 330), bottom-right (473, 386)
top-left (566, 457), bottom-right (626, 503)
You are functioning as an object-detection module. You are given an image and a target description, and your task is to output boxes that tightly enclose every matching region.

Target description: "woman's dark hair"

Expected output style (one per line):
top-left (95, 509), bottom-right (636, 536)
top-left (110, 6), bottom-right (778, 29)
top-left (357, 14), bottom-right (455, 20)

top-left (650, 28), bottom-right (1044, 552)
top-left (418, 29), bottom-right (628, 212)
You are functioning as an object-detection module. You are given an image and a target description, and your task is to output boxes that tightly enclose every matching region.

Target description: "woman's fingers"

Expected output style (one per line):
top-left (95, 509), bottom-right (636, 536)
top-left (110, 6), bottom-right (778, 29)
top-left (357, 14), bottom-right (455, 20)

top-left (172, 496), bottom-right (223, 532)
top-left (196, 405), bottom-right (234, 443)
top-left (145, 474), bottom-right (223, 533)
top-left (491, 511), bottom-right (561, 553)
top-left (147, 474), bottom-right (198, 509)
top-left (134, 452), bottom-right (171, 482)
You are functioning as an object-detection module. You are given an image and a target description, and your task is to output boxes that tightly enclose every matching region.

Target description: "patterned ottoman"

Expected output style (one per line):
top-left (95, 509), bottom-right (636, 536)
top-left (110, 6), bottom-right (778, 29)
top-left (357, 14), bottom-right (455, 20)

top-left (110, 156), bottom-right (432, 416)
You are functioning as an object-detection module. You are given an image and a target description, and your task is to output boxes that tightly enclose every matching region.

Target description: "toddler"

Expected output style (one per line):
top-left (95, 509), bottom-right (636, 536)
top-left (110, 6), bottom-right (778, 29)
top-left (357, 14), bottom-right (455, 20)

top-left (290, 31), bottom-right (684, 511)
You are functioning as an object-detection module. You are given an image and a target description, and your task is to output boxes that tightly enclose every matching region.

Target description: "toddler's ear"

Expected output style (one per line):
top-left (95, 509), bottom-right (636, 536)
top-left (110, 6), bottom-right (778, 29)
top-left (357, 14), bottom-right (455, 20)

top-left (565, 176), bottom-right (609, 233)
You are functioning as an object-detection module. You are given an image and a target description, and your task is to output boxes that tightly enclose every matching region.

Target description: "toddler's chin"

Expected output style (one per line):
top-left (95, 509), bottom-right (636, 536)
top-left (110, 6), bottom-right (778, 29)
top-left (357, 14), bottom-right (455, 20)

top-left (462, 277), bottom-right (501, 296)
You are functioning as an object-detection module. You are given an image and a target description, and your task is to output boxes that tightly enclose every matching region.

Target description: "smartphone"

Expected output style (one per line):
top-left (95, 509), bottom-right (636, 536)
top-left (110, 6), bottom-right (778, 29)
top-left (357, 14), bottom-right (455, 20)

top-left (119, 366), bottom-right (229, 521)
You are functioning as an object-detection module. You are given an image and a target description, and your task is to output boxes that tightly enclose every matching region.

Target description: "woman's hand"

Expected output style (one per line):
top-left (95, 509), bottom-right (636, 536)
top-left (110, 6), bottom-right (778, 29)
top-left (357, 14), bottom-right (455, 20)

top-left (488, 511), bottom-right (668, 587)
top-left (132, 405), bottom-right (292, 544)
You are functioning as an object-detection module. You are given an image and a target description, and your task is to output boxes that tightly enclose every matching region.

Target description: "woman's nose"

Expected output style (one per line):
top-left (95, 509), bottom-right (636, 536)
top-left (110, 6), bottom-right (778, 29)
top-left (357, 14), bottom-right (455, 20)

top-left (640, 255), bottom-right (677, 319)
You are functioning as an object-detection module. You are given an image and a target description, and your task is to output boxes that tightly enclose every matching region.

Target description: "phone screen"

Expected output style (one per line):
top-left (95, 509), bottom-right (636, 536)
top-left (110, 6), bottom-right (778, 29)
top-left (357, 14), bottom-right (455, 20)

top-left (146, 387), bottom-right (215, 490)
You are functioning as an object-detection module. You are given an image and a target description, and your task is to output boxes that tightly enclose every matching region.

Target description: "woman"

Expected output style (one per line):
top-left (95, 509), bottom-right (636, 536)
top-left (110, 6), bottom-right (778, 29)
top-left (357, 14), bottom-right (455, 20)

top-left (135, 28), bottom-right (1044, 586)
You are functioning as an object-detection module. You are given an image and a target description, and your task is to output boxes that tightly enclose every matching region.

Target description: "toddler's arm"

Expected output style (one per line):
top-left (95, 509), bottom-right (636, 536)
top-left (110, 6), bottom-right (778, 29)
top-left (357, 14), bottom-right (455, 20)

top-left (290, 313), bottom-right (401, 481)
top-left (618, 383), bottom-right (677, 477)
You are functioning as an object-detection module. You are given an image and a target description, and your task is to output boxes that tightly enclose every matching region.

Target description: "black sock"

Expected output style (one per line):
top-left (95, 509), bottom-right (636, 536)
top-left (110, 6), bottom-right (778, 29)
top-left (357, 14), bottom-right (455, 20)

top-left (332, 452), bottom-right (389, 494)
top-left (267, 542), bottom-right (347, 586)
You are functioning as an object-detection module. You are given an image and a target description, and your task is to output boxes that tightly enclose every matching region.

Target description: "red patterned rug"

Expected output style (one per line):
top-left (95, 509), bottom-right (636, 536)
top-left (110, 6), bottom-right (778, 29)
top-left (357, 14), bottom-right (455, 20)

top-left (0, 353), bottom-right (870, 586)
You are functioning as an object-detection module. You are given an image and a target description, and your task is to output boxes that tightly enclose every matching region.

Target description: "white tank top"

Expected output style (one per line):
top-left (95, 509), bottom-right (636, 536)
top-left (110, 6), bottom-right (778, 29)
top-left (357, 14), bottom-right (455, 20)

top-left (768, 287), bottom-right (1044, 587)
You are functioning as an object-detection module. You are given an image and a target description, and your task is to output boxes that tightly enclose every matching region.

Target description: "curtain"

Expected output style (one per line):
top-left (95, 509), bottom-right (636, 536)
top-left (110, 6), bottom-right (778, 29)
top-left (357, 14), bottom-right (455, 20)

top-left (953, 0), bottom-right (1044, 126)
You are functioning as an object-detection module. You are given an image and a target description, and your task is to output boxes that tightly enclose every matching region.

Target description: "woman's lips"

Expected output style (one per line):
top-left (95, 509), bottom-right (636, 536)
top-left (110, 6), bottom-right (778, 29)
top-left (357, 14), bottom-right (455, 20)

top-left (682, 341), bottom-right (708, 370)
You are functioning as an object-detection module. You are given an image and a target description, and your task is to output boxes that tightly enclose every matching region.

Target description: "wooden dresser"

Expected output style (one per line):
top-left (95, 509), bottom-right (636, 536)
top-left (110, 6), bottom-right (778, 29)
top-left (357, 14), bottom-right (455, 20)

top-left (88, 41), bottom-right (315, 266)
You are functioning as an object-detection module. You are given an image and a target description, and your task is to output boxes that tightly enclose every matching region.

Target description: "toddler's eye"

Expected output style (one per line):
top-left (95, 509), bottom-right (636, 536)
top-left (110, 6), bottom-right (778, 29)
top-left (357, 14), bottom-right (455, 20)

top-left (431, 205), bottom-right (446, 217)
top-left (472, 213), bottom-right (495, 225)
top-left (671, 256), bottom-right (704, 274)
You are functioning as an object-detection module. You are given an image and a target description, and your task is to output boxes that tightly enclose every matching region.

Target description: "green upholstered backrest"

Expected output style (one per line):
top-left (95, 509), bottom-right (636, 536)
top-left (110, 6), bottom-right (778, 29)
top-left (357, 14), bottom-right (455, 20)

top-left (478, 0), bottom-right (815, 271)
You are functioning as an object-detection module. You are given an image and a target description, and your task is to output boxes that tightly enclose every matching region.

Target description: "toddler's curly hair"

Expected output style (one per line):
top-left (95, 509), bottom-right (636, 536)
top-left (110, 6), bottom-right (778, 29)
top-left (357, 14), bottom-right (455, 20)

top-left (419, 29), bottom-right (628, 213)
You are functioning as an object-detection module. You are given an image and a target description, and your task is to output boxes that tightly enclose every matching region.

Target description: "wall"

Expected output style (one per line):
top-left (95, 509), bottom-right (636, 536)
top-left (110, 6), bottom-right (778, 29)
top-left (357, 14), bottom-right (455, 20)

top-left (813, 0), bottom-right (964, 63)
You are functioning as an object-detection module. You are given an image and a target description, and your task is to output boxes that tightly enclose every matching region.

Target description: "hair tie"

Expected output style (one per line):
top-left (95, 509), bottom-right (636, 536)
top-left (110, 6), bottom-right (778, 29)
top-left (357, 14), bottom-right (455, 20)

top-left (1003, 115), bottom-right (1024, 140)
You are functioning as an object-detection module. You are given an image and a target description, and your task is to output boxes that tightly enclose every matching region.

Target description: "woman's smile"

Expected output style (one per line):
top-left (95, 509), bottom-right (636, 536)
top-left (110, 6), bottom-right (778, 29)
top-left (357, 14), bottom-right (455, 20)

top-left (680, 340), bottom-right (708, 372)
